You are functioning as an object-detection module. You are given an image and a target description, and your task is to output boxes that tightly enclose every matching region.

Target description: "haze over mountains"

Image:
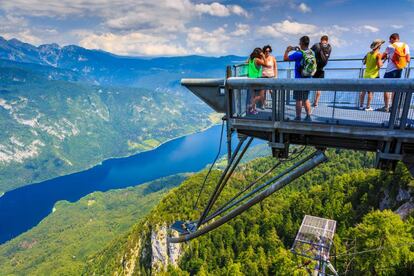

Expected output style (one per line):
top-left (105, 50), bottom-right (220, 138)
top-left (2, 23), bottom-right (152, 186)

top-left (0, 36), bottom-right (244, 88)
top-left (0, 36), bottom-right (242, 193)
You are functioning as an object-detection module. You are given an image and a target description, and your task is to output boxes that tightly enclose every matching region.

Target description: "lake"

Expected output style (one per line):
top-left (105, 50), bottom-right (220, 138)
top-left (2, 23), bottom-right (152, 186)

top-left (0, 125), bottom-right (260, 244)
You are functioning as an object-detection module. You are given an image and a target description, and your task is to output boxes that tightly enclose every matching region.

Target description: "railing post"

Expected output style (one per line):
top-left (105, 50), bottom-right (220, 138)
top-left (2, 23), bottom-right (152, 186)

top-left (281, 89), bottom-right (286, 121)
top-left (399, 91), bottom-right (413, 129)
top-left (332, 91), bottom-right (337, 123)
top-left (225, 66), bottom-right (233, 163)
top-left (286, 68), bottom-right (292, 105)
top-left (388, 91), bottom-right (402, 129)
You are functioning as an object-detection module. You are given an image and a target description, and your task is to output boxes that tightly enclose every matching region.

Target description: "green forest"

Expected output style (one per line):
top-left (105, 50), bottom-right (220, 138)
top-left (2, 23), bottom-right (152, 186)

top-left (0, 174), bottom-right (187, 275)
top-left (0, 65), bottom-right (213, 193)
top-left (85, 149), bottom-right (414, 275)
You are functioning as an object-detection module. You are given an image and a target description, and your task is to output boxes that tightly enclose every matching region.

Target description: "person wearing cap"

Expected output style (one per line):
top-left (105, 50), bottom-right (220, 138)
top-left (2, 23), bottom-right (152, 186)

top-left (359, 39), bottom-right (384, 111)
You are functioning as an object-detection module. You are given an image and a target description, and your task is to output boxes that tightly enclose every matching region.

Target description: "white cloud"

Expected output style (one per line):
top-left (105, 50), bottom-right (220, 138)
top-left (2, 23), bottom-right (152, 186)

top-left (228, 5), bottom-right (249, 17)
top-left (258, 20), bottom-right (317, 37)
top-left (332, 25), bottom-right (350, 32)
top-left (186, 27), bottom-right (231, 54)
top-left (391, 24), bottom-right (403, 29)
top-left (0, 14), bottom-right (42, 45)
top-left (0, 1), bottom-right (248, 21)
top-left (363, 25), bottom-right (379, 33)
top-left (194, 2), bottom-right (248, 17)
top-left (231, 23), bottom-right (250, 36)
top-left (79, 32), bottom-right (187, 56)
top-left (298, 3), bottom-right (311, 13)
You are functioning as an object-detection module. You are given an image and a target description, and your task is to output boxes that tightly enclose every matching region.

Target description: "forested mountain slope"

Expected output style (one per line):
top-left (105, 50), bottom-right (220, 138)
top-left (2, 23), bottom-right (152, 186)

top-left (0, 66), bottom-right (213, 193)
top-left (0, 36), bottom-right (249, 193)
top-left (84, 150), bottom-right (414, 275)
top-left (0, 36), bottom-right (244, 89)
top-left (0, 174), bottom-right (188, 275)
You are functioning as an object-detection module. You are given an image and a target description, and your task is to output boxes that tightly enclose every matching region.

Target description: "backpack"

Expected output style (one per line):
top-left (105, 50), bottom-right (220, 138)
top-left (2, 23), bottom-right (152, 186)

top-left (300, 49), bottom-right (317, 77)
top-left (314, 43), bottom-right (331, 69)
top-left (391, 43), bottom-right (408, 69)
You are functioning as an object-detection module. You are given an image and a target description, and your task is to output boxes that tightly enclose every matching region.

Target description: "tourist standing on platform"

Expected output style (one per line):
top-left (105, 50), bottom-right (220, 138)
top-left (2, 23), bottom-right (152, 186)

top-left (311, 35), bottom-right (332, 107)
top-left (284, 36), bottom-right (316, 121)
top-left (260, 45), bottom-right (278, 109)
top-left (381, 33), bottom-right (410, 112)
top-left (359, 39), bottom-right (384, 111)
top-left (247, 47), bottom-right (268, 114)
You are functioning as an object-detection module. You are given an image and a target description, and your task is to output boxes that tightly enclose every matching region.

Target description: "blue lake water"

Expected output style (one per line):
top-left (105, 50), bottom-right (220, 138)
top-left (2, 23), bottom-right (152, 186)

top-left (0, 125), bottom-right (260, 244)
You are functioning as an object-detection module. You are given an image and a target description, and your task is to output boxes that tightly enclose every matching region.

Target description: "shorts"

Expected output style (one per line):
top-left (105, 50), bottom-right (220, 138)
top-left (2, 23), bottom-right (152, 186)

top-left (313, 70), bottom-right (325, 78)
top-left (293, 90), bottom-right (309, 101)
top-left (384, 69), bottom-right (402, 79)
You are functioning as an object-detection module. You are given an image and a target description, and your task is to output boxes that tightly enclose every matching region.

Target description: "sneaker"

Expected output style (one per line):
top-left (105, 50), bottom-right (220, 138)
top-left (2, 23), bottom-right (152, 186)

top-left (304, 115), bottom-right (312, 122)
top-left (249, 109), bottom-right (258, 115)
top-left (364, 106), bottom-right (373, 111)
top-left (312, 103), bottom-right (318, 107)
top-left (259, 106), bottom-right (266, 110)
top-left (377, 106), bottom-right (389, 112)
top-left (358, 106), bottom-right (364, 110)
top-left (294, 116), bottom-right (301, 121)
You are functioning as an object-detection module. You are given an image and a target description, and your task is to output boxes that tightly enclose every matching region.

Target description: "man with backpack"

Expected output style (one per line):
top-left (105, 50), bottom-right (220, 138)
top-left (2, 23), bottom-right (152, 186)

top-left (381, 33), bottom-right (410, 112)
top-left (283, 36), bottom-right (317, 121)
top-left (311, 35), bottom-right (332, 107)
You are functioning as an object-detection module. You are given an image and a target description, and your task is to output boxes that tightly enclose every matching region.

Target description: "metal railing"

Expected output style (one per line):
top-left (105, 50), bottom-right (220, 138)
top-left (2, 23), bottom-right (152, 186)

top-left (233, 58), bottom-right (414, 79)
top-left (227, 78), bottom-right (414, 130)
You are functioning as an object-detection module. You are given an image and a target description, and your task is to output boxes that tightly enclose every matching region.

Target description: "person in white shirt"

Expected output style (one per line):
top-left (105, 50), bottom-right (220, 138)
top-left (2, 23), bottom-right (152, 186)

top-left (381, 33), bottom-right (410, 112)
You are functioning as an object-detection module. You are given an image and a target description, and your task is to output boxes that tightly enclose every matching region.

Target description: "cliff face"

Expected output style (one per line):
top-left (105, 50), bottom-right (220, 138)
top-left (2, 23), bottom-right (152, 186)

top-left (151, 225), bottom-right (181, 272)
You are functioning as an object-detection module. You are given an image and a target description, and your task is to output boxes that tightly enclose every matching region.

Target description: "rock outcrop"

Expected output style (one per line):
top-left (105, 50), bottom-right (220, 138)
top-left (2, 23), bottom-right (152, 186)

top-left (395, 201), bottom-right (414, 220)
top-left (151, 225), bottom-right (181, 273)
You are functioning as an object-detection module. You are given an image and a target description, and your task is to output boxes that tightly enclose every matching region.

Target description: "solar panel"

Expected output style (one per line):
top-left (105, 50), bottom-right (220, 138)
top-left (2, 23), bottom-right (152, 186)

top-left (291, 215), bottom-right (337, 261)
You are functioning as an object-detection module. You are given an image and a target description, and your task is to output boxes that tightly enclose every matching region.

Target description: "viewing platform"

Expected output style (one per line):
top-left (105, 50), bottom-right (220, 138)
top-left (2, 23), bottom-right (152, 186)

top-left (182, 59), bottom-right (414, 174)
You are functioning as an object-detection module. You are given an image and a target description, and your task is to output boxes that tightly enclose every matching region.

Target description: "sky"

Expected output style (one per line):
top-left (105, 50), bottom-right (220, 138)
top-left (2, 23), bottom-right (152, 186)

top-left (0, 0), bottom-right (413, 57)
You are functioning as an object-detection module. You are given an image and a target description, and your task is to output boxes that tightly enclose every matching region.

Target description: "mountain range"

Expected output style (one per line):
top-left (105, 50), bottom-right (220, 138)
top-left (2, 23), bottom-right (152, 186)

top-left (0, 36), bottom-right (243, 193)
top-left (0, 36), bottom-right (244, 88)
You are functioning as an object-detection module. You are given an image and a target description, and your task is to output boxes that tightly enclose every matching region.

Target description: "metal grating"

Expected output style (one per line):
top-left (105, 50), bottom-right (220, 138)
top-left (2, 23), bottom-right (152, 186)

top-left (291, 215), bottom-right (337, 261)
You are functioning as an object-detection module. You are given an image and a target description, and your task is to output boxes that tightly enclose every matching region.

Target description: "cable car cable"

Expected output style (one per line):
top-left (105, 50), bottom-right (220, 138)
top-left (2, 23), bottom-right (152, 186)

top-left (198, 137), bottom-right (253, 226)
top-left (193, 120), bottom-right (225, 210)
top-left (203, 147), bottom-right (314, 224)
top-left (206, 146), bottom-right (307, 221)
top-left (196, 136), bottom-right (247, 226)
top-left (169, 150), bottom-right (327, 243)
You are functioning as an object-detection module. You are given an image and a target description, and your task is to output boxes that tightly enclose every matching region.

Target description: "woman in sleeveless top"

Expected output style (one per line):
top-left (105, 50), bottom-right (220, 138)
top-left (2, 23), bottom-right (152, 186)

top-left (260, 45), bottom-right (278, 109)
top-left (359, 39), bottom-right (384, 111)
top-left (247, 48), bottom-right (269, 114)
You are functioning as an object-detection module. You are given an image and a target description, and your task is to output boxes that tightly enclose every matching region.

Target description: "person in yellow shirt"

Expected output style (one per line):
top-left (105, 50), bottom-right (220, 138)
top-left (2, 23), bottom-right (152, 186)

top-left (359, 39), bottom-right (384, 111)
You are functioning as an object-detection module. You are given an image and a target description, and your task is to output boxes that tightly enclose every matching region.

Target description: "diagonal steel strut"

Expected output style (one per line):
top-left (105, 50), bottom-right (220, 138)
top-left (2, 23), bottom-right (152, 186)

top-left (169, 150), bottom-right (327, 243)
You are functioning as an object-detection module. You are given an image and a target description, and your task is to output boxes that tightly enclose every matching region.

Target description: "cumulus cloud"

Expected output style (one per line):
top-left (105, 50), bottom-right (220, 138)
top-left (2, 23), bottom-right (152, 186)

top-left (231, 23), bottom-right (250, 36)
top-left (104, 2), bottom-right (248, 32)
top-left (298, 3), bottom-right (311, 13)
top-left (258, 20), bottom-right (317, 37)
top-left (79, 32), bottom-right (187, 56)
top-left (186, 27), bottom-right (231, 54)
top-left (363, 25), bottom-right (379, 33)
top-left (0, 1), bottom-right (248, 21)
top-left (0, 14), bottom-right (42, 45)
top-left (194, 2), bottom-right (248, 17)
top-left (332, 25), bottom-right (350, 32)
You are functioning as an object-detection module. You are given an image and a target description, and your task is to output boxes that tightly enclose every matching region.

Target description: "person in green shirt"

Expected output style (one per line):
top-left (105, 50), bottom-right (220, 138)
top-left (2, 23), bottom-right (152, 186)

top-left (247, 47), bottom-right (268, 114)
top-left (359, 39), bottom-right (384, 111)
